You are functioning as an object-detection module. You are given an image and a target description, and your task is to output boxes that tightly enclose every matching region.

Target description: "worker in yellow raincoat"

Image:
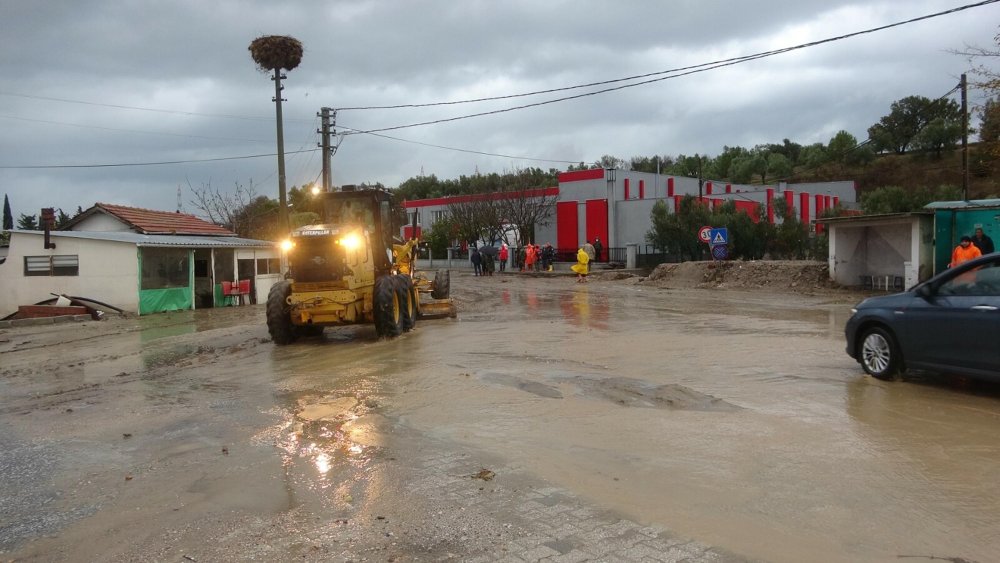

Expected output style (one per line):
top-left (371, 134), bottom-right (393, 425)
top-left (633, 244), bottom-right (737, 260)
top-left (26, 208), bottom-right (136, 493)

top-left (570, 247), bottom-right (590, 283)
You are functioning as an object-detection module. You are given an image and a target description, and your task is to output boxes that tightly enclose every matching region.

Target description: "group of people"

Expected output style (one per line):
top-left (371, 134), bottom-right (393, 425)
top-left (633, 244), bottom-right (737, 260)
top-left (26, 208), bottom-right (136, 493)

top-left (469, 237), bottom-right (607, 283)
top-left (950, 227), bottom-right (995, 268)
top-left (520, 243), bottom-right (556, 272)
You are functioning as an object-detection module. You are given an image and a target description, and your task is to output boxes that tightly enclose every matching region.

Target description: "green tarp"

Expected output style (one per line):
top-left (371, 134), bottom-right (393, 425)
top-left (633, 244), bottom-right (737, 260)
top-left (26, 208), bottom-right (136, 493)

top-left (138, 287), bottom-right (193, 315)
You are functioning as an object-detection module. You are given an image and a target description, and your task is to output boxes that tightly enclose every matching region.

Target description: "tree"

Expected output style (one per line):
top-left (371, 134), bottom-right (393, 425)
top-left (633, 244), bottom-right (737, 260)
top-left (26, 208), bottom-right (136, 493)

top-left (799, 143), bottom-right (829, 169)
top-left (860, 185), bottom-right (962, 214)
top-left (979, 97), bottom-right (1000, 143)
top-left (645, 196), bottom-right (710, 261)
top-left (17, 213), bottom-right (38, 230)
top-left (867, 96), bottom-right (962, 155)
top-left (912, 115), bottom-right (963, 158)
top-left (2, 194), bottom-right (12, 231)
top-left (56, 208), bottom-right (72, 228)
top-left (189, 179), bottom-right (275, 238)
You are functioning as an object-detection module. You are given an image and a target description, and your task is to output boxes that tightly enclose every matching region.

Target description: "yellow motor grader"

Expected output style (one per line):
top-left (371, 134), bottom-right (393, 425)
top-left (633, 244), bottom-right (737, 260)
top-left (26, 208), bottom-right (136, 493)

top-left (266, 187), bottom-right (454, 345)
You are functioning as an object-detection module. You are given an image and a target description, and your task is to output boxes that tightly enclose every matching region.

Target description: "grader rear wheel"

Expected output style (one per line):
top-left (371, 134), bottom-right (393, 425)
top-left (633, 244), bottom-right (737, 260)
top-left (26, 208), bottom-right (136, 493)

top-left (374, 276), bottom-right (402, 338)
top-left (395, 275), bottom-right (417, 332)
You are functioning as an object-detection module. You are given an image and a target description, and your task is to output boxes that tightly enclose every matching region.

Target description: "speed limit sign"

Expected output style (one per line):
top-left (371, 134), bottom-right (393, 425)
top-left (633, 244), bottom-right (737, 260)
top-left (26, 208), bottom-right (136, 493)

top-left (698, 225), bottom-right (712, 243)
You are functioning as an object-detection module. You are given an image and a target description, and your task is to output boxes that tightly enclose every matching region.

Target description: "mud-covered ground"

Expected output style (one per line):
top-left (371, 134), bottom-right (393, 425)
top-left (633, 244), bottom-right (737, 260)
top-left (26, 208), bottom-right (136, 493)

top-left (2, 270), bottom-right (1000, 563)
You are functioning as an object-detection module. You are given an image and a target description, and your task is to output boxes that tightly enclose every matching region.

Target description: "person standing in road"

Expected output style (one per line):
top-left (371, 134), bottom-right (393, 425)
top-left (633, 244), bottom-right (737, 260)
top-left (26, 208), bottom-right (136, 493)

top-left (525, 243), bottom-right (537, 272)
top-left (971, 227), bottom-right (995, 255)
top-left (471, 247), bottom-right (483, 276)
top-left (498, 244), bottom-right (508, 272)
top-left (571, 247), bottom-right (590, 283)
top-left (593, 237), bottom-right (603, 263)
top-left (582, 240), bottom-right (596, 273)
top-left (950, 236), bottom-right (982, 268)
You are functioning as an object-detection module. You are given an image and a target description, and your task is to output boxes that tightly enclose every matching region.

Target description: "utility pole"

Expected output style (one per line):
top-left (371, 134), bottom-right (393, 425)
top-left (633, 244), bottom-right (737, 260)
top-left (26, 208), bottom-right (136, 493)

top-left (696, 153), bottom-right (704, 200)
top-left (961, 73), bottom-right (969, 201)
top-left (318, 107), bottom-right (339, 192)
top-left (272, 70), bottom-right (289, 235)
top-left (319, 107), bottom-right (331, 192)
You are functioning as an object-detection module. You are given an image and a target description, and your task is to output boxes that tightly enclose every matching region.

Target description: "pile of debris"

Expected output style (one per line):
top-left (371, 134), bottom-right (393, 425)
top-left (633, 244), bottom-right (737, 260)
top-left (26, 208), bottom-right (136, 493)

top-left (2, 294), bottom-right (125, 322)
top-left (642, 260), bottom-right (842, 293)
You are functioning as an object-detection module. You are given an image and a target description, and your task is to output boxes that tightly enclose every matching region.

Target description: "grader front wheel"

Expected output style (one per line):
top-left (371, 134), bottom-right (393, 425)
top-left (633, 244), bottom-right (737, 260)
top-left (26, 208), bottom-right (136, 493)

top-left (266, 280), bottom-right (297, 345)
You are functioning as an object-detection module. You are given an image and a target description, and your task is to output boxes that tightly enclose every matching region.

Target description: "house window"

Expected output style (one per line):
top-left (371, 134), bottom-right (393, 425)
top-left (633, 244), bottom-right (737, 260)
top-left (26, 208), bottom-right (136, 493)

top-left (432, 210), bottom-right (447, 223)
top-left (256, 258), bottom-right (280, 274)
top-left (24, 255), bottom-right (79, 276)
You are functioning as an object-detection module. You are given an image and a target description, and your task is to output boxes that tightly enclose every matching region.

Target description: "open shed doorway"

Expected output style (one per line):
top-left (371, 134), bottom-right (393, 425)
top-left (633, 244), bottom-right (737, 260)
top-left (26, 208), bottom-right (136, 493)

top-left (237, 258), bottom-right (256, 304)
top-left (193, 249), bottom-right (213, 309)
top-left (213, 248), bottom-right (235, 306)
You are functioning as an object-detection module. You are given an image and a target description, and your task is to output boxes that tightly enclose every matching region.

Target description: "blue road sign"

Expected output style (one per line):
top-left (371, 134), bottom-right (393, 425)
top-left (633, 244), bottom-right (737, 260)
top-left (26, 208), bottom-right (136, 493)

top-left (711, 244), bottom-right (729, 260)
top-left (709, 227), bottom-right (729, 245)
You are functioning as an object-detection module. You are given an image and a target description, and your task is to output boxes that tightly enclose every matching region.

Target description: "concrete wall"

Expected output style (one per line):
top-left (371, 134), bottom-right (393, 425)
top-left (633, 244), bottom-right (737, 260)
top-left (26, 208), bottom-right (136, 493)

top-left (0, 232), bottom-right (140, 316)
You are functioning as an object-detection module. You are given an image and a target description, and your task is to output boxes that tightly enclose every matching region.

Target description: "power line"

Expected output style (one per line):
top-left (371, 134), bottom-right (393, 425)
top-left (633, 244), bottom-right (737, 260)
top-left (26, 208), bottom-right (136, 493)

top-left (0, 91), bottom-right (316, 124)
top-left (0, 148), bottom-right (320, 170)
top-left (0, 114), bottom-right (273, 143)
top-left (338, 0), bottom-right (999, 134)
top-left (337, 125), bottom-right (580, 164)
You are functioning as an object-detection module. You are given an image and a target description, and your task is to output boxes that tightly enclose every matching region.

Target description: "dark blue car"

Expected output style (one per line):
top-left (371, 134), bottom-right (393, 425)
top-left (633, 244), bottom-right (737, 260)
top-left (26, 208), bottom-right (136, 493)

top-left (845, 252), bottom-right (1000, 381)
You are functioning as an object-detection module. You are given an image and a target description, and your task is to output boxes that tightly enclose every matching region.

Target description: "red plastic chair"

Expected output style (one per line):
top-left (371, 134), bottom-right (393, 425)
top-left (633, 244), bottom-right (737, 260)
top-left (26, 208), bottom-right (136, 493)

top-left (237, 279), bottom-right (251, 305)
top-left (221, 281), bottom-right (235, 306)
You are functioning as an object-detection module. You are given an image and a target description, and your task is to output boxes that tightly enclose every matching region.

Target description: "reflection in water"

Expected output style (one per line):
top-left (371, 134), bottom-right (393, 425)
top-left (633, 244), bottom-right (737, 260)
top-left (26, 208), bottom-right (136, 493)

top-left (267, 388), bottom-right (384, 503)
top-left (845, 376), bottom-right (1000, 545)
top-left (560, 288), bottom-right (610, 330)
top-left (502, 289), bottom-right (511, 305)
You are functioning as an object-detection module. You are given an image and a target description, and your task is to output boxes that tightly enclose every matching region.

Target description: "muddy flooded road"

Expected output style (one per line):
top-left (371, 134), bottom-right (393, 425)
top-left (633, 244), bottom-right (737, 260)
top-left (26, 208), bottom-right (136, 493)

top-left (2, 272), bottom-right (999, 562)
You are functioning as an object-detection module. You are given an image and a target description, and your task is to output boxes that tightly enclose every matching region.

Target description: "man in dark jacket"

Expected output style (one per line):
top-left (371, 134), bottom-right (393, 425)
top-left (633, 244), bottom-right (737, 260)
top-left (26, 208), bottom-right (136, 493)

top-left (470, 247), bottom-right (483, 276)
top-left (972, 227), bottom-right (995, 255)
top-left (593, 238), bottom-right (603, 263)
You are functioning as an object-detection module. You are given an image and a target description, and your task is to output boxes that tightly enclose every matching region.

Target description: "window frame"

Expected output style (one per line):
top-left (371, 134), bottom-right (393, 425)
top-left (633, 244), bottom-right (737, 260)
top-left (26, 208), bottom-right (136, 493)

top-left (24, 255), bottom-right (79, 277)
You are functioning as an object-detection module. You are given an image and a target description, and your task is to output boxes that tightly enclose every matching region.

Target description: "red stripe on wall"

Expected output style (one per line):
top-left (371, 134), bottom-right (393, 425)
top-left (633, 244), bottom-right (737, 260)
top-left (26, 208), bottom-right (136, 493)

top-left (585, 199), bottom-right (609, 250)
top-left (800, 192), bottom-right (810, 227)
top-left (623, 179), bottom-right (630, 200)
top-left (784, 191), bottom-right (794, 216)
top-left (639, 180), bottom-right (645, 199)
top-left (706, 181), bottom-right (713, 195)
top-left (667, 177), bottom-right (675, 197)
top-left (556, 201), bottom-right (579, 251)
top-left (557, 168), bottom-right (605, 182)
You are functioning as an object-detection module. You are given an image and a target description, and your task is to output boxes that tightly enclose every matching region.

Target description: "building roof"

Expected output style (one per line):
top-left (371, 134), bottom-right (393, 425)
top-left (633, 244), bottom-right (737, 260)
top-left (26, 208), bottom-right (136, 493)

top-left (816, 211), bottom-right (932, 225)
top-left (14, 229), bottom-right (274, 248)
top-left (923, 199), bottom-right (1000, 210)
top-left (61, 203), bottom-right (237, 236)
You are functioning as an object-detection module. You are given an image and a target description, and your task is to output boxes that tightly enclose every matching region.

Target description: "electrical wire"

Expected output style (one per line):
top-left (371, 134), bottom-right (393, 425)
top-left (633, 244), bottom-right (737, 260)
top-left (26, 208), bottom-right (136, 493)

top-left (0, 114), bottom-right (273, 143)
top-left (0, 148), bottom-right (320, 169)
top-left (334, 0), bottom-right (999, 115)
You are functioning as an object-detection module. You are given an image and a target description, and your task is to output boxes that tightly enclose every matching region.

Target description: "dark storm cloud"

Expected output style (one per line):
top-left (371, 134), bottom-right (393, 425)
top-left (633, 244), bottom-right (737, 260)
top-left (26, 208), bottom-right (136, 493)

top-left (0, 0), bottom-right (997, 219)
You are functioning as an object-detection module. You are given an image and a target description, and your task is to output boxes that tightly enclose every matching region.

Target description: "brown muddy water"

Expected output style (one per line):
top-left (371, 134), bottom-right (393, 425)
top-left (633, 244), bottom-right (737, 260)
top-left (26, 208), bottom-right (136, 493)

top-left (1, 273), bottom-right (999, 562)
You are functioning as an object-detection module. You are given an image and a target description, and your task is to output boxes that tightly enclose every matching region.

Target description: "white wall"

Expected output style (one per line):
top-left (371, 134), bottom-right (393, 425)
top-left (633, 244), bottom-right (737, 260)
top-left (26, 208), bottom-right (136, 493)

top-left (0, 232), bottom-right (140, 316)
top-left (72, 214), bottom-right (131, 232)
top-left (828, 217), bottom-right (930, 287)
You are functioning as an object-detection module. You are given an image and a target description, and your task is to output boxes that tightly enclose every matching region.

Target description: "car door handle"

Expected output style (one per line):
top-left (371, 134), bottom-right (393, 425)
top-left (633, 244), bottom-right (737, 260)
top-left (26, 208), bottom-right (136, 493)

top-left (971, 305), bottom-right (998, 311)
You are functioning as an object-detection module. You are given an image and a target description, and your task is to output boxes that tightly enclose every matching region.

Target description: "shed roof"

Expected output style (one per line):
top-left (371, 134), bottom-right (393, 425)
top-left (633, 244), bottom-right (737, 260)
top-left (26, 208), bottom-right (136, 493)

top-left (61, 203), bottom-right (236, 236)
top-left (14, 229), bottom-right (274, 248)
top-left (923, 199), bottom-right (1000, 210)
top-left (816, 211), bottom-right (932, 225)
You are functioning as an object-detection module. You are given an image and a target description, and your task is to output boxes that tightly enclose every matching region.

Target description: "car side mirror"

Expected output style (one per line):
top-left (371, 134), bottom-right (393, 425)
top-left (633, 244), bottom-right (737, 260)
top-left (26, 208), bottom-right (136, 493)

top-left (916, 284), bottom-right (934, 300)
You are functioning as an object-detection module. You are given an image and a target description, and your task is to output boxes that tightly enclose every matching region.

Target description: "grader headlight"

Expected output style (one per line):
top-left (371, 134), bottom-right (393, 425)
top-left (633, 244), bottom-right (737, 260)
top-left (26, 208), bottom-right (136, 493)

top-left (338, 232), bottom-right (362, 251)
top-left (280, 239), bottom-right (295, 252)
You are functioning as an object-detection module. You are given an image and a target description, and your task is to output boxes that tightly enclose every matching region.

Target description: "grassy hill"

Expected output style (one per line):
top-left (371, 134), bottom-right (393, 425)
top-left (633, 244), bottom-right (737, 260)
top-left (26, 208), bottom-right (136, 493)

top-left (788, 144), bottom-right (1000, 200)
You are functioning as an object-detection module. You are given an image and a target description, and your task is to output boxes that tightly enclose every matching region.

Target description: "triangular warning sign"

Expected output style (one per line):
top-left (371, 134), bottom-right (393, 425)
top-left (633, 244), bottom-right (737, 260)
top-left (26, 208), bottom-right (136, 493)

top-left (712, 232), bottom-right (726, 244)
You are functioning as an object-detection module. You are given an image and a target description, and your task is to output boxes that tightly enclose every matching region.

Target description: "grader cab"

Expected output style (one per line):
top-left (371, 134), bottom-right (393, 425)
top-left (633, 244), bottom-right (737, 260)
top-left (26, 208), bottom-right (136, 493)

top-left (266, 188), bottom-right (453, 345)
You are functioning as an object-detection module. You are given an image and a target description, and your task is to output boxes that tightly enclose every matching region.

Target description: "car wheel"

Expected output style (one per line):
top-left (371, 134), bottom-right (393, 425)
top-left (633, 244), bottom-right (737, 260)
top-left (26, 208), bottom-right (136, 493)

top-left (859, 326), bottom-right (901, 380)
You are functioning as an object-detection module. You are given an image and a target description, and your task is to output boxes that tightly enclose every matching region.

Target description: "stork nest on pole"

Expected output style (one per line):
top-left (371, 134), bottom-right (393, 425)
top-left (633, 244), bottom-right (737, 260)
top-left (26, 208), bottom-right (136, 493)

top-left (249, 35), bottom-right (303, 72)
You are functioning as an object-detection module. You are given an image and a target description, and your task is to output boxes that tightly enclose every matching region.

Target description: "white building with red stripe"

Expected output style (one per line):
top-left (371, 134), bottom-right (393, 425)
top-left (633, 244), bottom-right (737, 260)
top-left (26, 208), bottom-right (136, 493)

top-left (404, 169), bottom-right (856, 254)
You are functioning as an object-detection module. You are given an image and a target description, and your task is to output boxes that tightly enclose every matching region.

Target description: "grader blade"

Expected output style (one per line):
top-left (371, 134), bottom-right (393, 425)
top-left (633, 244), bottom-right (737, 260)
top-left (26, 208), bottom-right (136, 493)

top-left (418, 298), bottom-right (456, 319)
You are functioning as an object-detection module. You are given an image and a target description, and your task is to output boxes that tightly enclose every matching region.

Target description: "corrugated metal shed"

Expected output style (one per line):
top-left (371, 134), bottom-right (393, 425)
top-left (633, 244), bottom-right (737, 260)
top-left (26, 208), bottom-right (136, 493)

top-left (13, 229), bottom-right (274, 248)
top-left (924, 199), bottom-right (1000, 209)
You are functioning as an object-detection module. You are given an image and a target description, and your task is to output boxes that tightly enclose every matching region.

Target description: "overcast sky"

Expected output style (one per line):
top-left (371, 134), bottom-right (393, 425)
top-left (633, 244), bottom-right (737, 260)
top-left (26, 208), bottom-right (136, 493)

top-left (1, 0), bottom-right (998, 221)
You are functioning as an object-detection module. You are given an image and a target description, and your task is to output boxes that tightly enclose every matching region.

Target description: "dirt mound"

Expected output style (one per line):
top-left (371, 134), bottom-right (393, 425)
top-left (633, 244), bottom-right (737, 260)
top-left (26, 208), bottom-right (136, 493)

top-left (644, 260), bottom-right (840, 293)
